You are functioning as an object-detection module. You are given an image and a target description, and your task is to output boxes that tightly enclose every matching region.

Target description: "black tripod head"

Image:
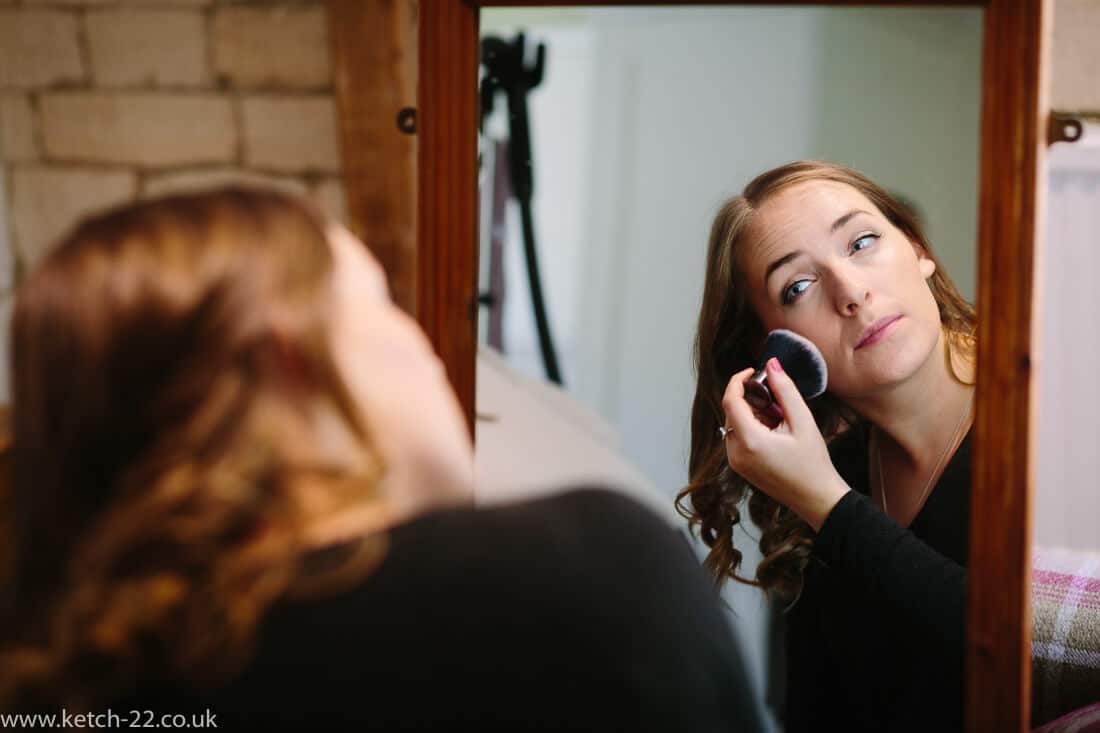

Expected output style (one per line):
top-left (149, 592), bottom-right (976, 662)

top-left (480, 33), bottom-right (546, 202)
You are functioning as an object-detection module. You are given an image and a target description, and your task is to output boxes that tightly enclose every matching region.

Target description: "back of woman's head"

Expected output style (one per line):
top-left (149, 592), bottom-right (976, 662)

top-left (677, 160), bottom-right (975, 600)
top-left (1, 188), bottom-right (383, 709)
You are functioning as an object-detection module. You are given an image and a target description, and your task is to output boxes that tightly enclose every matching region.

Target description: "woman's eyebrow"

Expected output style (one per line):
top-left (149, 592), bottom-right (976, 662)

top-left (829, 209), bottom-right (872, 234)
top-left (764, 250), bottom-right (805, 290)
top-left (761, 209), bottom-right (875, 289)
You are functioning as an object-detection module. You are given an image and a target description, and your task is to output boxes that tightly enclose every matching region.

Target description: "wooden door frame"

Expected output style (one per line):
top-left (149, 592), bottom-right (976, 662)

top-left (329, 1), bottom-right (1052, 729)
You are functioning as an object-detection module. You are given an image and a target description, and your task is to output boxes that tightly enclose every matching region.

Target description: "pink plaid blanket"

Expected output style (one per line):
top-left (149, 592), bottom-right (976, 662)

top-left (1032, 546), bottom-right (1100, 728)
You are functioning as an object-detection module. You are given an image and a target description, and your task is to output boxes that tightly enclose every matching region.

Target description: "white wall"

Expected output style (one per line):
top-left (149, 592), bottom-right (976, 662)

top-left (478, 21), bottom-right (598, 385)
top-left (478, 7), bottom-right (982, 726)
top-left (813, 9), bottom-right (983, 301)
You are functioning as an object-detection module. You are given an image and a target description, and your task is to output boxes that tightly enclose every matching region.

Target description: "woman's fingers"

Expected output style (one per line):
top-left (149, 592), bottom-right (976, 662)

top-left (719, 368), bottom-right (755, 425)
top-left (763, 357), bottom-right (814, 433)
top-left (718, 360), bottom-right (847, 530)
top-left (721, 367), bottom-right (768, 445)
top-left (753, 402), bottom-right (784, 431)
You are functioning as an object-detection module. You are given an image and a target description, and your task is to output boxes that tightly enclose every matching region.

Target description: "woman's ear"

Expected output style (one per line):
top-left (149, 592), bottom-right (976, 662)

top-left (918, 255), bottom-right (936, 280)
top-left (911, 241), bottom-right (936, 280)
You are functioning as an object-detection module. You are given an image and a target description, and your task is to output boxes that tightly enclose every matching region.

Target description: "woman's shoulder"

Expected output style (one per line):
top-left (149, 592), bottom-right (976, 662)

top-left (408, 486), bottom-right (676, 541)
top-left (171, 487), bottom-right (764, 729)
top-left (272, 487), bottom-right (698, 623)
top-left (384, 486), bottom-right (693, 585)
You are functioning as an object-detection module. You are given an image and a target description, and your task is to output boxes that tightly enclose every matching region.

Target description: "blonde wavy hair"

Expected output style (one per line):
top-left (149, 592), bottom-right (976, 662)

top-left (0, 189), bottom-right (388, 712)
top-left (676, 161), bottom-right (976, 600)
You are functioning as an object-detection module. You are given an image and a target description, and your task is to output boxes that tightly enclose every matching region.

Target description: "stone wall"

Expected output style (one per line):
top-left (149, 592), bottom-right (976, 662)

top-left (0, 0), bottom-right (346, 283)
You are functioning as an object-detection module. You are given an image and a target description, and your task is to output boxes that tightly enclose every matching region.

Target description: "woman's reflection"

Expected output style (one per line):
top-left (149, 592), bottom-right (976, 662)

top-left (678, 160), bottom-right (976, 730)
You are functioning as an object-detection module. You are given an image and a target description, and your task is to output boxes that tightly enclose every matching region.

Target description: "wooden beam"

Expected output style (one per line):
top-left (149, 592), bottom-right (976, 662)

top-left (968, 0), bottom-right (1050, 730)
top-left (327, 0), bottom-right (418, 315)
top-left (418, 0), bottom-right (480, 438)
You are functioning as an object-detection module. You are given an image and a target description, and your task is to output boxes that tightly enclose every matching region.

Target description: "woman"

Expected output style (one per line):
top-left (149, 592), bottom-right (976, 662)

top-left (678, 161), bottom-right (976, 730)
top-left (0, 188), bottom-right (764, 730)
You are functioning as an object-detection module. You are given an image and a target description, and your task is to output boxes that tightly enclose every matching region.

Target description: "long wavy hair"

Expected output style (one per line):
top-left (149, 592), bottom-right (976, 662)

top-left (676, 161), bottom-right (976, 600)
top-left (0, 189), bottom-right (388, 711)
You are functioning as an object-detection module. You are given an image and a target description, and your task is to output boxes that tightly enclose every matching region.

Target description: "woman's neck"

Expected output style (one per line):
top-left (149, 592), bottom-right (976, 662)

top-left (846, 329), bottom-right (975, 472)
top-left (301, 465), bottom-right (473, 549)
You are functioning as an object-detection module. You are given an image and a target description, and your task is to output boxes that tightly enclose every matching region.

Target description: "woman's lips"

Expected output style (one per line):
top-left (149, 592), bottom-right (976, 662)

top-left (856, 315), bottom-right (903, 350)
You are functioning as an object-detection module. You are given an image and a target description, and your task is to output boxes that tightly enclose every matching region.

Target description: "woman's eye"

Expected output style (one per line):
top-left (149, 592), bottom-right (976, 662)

top-left (782, 279), bottom-right (811, 305)
top-left (851, 232), bottom-right (880, 253)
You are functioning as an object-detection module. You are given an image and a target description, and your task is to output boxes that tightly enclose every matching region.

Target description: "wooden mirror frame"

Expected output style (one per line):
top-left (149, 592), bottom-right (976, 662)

top-left (327, 1), bottom-right (1051, 729)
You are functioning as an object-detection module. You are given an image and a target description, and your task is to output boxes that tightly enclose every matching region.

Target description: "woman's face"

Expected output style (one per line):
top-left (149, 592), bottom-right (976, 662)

top-left (737, 180), bottom-right (941, 400)
top-left (326, 224), bottom-right (474, 510)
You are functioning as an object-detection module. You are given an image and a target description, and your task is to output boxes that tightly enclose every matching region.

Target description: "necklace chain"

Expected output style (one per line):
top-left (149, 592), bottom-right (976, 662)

top-left (875, 397), bottom-right (973, 521)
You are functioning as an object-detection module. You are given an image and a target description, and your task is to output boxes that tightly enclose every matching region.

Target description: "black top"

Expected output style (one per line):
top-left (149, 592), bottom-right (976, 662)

top-left (117, 488), bottom-right (768, 731)
top-left (784, 422), bottom-right (971, 732)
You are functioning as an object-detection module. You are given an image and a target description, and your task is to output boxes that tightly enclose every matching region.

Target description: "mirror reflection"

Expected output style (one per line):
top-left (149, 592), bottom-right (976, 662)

top-left (475, 7), bottom-right (983, 731)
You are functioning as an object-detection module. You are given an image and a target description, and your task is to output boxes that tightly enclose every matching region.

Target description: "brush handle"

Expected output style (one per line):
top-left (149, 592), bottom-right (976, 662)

top-left (744, 369), bottom-right (773, 411)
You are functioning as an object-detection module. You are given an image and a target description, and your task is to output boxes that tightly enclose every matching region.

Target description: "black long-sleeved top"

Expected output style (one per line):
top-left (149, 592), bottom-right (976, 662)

top-left (784, 422), bottom-right (971, 732)
top-left (115, 488), bottom-right (768, 731)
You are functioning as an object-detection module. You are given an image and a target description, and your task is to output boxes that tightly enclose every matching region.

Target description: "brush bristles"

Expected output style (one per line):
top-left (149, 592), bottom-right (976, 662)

top-left (759, 329), bottom-right (828, 400)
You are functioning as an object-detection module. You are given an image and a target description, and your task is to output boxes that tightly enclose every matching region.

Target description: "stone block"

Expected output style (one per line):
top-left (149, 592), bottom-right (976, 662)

top-left (0, 95), bottom-right (37, 162)
top-left (40, 92), bottom-right (236, 167)
top-left (86, 9), bottom-right (208, 87)
top-left (310, 177), bottom-right (347, 225)
top-left (23, 0), bottom-right (212, 5)
top-left (11, 166), bottom-right (137, 269)
top-left (241, 96), bottom-right (340, 173)
top-left (213, 6), bottom-right (330, 89)
top-left (143, 167), bottom-right (308, 198)
top-left (0, 10), bottom-right (85, 89)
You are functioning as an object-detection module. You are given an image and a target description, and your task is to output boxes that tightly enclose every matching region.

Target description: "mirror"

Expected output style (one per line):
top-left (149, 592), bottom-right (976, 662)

top-left (472, 6), bottom-right (983, 730)
top-left (339, 0), bottom-right (1050, 725)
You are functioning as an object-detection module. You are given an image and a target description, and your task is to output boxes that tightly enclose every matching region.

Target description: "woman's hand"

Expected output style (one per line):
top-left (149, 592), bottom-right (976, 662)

top-left (721, 358), bottom-right (850, 532)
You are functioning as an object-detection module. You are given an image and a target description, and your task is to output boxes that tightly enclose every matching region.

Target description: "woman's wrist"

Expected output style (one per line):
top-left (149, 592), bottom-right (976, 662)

top-left (801, 476), bottom-right (851, 532)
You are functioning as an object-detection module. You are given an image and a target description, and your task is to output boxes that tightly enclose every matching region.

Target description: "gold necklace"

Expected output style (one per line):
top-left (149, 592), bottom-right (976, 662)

top-left (874, 397), bottom-right (973, 521)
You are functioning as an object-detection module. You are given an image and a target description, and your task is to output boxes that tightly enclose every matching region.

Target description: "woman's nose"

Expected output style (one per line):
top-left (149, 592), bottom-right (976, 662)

top-left (830, 268), bottom-right (871, 315)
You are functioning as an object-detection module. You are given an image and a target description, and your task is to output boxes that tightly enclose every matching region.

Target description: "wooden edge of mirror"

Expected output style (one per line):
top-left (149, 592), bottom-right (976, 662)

top-left (969, 0), bottom-right (1050, 730)
top-left (416, 1), bottom-right (480, 439)
top-left (328, 0), bottom-right (1051, 729)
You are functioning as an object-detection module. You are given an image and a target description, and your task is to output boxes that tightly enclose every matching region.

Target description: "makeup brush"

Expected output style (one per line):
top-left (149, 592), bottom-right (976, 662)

top-left (744, 329), bottom-right (828, 412)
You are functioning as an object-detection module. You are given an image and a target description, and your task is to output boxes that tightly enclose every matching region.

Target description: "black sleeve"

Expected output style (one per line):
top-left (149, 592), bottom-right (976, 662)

top-left (782, 581), bottom-right (829, 731)
top-left (814, 490), bottom-right (966, 674)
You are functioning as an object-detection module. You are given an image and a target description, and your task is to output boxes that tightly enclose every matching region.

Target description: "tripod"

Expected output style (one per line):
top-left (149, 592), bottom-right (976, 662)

top-left (479, 32), bottom-right (563, 386)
